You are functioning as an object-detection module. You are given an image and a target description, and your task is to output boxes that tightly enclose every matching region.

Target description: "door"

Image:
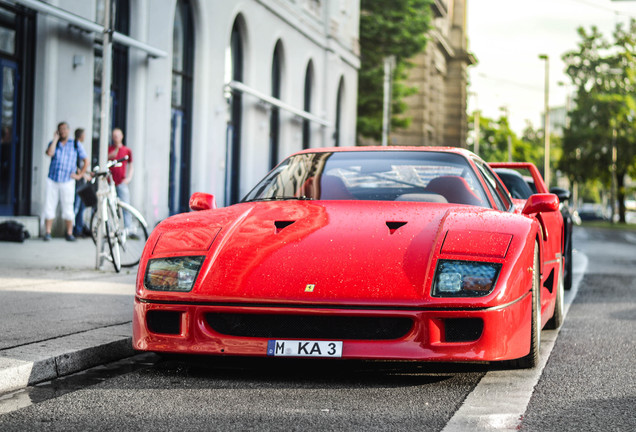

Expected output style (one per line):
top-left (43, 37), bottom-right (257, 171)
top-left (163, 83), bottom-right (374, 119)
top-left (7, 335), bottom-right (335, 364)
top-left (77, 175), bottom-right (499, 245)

top-left (0, 58), bottom-right (18, 215)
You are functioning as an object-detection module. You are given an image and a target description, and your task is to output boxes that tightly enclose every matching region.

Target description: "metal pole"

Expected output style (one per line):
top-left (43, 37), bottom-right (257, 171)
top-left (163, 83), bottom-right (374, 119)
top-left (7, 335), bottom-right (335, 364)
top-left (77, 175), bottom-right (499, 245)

top-left (381, 56), bottom-right (395, 146)
top-left (507, 135), bottom-right (512, 162)
top-left (95, 0), bottom-right (112, 269)
top-left (574, 148), bottom-right (581, 209)
top-left (500, 105), bottom-right (512, 162)
top-left (539, 54), bottom-right (551, 187)
top-left (474, 110), bottom-right (480, 156)
top-left (611, 127), bottom-right (617, 223)
top-left (226, 81), bottom-right (330, 126)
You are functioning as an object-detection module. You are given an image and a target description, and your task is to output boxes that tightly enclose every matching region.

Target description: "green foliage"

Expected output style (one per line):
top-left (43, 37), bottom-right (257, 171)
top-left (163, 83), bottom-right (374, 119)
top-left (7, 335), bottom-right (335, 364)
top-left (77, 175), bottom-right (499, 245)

top-left (578, 179), bottom-right (603, 203)
top-left (357, 0), bottom-right (433, 141)
top-left (468, 113), bottom-right (549, 172)
top-left (561, 20), bottom-right (636, 221)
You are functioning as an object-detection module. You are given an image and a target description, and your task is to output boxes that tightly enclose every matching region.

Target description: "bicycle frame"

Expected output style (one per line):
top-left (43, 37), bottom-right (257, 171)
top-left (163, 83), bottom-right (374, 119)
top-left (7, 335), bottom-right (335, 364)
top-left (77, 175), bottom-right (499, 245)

top-left (94, 172), bottom-right (121, 269)
top-left (91, 155), bottom-right (148, 271)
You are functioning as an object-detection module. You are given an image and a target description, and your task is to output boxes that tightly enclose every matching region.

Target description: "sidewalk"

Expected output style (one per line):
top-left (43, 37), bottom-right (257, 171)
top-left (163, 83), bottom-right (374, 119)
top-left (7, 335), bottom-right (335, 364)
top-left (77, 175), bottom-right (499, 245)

top-left (0, 237), bottom-right (137, 394)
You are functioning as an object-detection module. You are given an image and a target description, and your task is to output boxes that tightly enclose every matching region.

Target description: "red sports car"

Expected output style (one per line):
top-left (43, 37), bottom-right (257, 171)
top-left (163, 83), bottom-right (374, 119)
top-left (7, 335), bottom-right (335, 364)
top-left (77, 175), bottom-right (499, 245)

top-left (491, 162), bottom-right (572, 291)
top-left (133, 147), bottom-right (564, 368)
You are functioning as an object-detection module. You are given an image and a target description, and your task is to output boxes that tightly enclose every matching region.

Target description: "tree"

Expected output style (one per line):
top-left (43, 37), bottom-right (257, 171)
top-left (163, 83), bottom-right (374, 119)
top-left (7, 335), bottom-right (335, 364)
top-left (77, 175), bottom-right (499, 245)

top-left (561, 21), bottom-right (636, 223)
top-left (357, 0), bottom-right (433, 141)
top-left (468, 114), bottom-right (545, 170)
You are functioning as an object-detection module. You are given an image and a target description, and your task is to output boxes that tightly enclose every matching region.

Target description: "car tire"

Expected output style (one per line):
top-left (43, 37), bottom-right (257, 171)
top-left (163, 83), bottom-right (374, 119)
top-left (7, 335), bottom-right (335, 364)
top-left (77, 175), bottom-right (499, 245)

top-left (545, 262), bottom-right (564, 330)
top-left (509, 241), bottom-right (541, 369)
top-left (564, 237), bottom-right (573, 291)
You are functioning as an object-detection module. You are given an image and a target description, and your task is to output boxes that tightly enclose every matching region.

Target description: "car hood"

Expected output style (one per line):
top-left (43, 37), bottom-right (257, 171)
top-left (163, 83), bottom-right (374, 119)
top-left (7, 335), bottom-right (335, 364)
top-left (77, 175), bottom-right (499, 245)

top-left (147, 200), bottom-right (522, 306)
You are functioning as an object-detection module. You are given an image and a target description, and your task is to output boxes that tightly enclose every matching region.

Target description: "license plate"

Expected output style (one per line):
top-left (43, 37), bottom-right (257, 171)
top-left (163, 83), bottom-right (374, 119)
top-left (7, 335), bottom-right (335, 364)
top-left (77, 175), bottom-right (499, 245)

top-left (267, 340), bottom-right (343, 357)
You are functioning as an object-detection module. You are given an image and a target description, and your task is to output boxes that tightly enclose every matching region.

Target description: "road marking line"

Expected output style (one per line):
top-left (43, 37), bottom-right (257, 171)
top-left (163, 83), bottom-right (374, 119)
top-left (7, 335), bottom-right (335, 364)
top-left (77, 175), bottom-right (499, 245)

top-left (442, 252), bottom-right (588, 431)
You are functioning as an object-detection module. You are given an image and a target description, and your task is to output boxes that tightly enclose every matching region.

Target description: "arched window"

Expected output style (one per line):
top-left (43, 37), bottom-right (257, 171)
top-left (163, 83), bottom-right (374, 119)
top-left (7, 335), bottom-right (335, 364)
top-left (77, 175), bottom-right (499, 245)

top-left (225, 19), bottom-right (244, 205)
top-left (302, 61), bottom-right (313, 150)
top-left (335, 77), bottom-right (344, 147)
top-left (169, 0), bottom-right (194, 215)
top-left (92, 0), bottom-right (129, 167)
top-left (269, 41), bottom-right (282, 169)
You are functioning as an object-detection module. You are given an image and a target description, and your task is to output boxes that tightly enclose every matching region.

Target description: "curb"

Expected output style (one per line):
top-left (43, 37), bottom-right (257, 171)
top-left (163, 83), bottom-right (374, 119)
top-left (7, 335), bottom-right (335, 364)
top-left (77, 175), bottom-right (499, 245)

top-left (0, 323), bottom-right (134, 395)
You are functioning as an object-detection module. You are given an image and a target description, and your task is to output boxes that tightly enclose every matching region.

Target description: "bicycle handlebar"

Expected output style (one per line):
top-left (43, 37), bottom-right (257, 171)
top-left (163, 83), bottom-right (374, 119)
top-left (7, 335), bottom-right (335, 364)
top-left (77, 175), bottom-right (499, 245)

top-left (91, 155), bottom-right (129, 177)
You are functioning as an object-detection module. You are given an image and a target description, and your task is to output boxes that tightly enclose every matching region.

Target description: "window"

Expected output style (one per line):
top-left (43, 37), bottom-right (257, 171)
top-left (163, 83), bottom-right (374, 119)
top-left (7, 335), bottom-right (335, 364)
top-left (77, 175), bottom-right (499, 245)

top-left (225, 18), bottom-right (244, 205)
top-left (302, 61), bottom-right (313, 150)
top-left (169, 0), bottom-right (195, 215)
top-left (270, 41), bottom-right (282, 168)
top-left (334, 77), bottom-right (344, 147)
top-left (92, 0), bottom-right (130, 167)
top-left (475, 161), bottom-right (513, 211)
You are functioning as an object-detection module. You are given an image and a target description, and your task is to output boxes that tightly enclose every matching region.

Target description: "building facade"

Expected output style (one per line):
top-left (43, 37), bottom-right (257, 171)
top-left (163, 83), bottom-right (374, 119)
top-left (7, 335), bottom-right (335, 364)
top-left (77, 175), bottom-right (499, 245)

top-left (0, 0), bottom-right (360, 232)
top-left (391, 0), bottom-right (474, 147)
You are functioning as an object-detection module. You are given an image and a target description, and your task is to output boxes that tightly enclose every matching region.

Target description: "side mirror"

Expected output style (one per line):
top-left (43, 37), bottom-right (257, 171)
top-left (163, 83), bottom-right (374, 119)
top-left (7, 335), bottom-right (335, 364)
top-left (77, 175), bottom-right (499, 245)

top-left (522, 193), bottom-right (560, 215)
top-left (189, 192), bottom-right (216, 211)
top-left (549, 187), bottom-right (571, 203)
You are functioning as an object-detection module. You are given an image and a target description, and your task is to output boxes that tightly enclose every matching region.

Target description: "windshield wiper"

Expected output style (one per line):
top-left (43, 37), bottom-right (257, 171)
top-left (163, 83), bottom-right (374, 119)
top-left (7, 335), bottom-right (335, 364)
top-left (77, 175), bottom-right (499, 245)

top-left (244, 196), bottom-right (314, 202)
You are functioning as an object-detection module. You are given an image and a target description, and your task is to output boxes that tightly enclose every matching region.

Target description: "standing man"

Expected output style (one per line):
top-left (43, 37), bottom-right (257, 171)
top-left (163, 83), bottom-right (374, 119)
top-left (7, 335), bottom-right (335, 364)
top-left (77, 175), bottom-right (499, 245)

top-left (73, 128), bottom-right (90, 237)
top-left (108, 127), bottom-right (133, 228)
top-left (43, 121), bottom-right (89, 241)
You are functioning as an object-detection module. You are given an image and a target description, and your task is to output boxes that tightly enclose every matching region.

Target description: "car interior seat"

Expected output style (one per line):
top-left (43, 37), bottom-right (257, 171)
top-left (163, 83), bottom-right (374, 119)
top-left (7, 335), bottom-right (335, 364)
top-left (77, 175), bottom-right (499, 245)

top-left (319, 175), bottom-right (354, 200)
top-left (424, 175), bottom-right (485, 206)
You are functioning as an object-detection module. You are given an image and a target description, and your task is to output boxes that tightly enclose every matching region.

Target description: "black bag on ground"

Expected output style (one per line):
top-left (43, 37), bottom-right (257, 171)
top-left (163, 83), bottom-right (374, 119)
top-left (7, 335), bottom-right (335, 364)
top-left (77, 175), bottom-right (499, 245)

top-left (0, 221), bottom-right (30, 242)
top-left (77, 181), bottom-right (97, 207)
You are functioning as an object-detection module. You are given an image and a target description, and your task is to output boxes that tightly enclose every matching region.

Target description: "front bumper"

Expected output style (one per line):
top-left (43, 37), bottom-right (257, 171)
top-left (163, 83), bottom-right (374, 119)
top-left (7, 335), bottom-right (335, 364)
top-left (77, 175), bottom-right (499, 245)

top-left (133, 293), bottom-right (532, 362)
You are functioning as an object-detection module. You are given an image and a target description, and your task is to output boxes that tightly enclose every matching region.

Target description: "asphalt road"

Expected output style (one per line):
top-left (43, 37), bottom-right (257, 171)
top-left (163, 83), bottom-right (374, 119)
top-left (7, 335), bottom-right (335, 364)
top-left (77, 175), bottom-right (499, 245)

top-left (521, 227), bottom-right (636, 431)
top-left (0, 226), bottom-right (634, 431)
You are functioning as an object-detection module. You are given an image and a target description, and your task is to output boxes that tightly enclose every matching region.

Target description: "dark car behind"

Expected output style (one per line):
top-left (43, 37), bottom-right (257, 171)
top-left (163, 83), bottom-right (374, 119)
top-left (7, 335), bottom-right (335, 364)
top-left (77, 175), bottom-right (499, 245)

top-left (494, 168), bottom-right (574, 291)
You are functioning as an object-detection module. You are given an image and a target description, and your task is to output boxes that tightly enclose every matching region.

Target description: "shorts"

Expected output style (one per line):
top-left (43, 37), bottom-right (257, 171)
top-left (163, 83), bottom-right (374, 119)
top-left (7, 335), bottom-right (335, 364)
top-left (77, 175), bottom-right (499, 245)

top-left (44, 178), bottom-right (76, 221)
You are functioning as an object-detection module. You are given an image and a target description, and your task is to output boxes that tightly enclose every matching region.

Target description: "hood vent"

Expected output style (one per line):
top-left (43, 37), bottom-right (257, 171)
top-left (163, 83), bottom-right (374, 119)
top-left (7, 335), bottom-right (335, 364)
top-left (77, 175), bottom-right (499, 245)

top-left (274, 220), bottom-right (296, 233)
top-left (386, 221), bottom-right (407, 235)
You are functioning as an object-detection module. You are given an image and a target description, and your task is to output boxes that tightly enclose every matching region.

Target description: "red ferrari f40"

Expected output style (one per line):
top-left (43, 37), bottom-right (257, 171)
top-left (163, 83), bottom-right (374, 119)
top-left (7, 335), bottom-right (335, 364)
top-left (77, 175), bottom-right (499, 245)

top-left (133, 147), bottom-right (565, 368)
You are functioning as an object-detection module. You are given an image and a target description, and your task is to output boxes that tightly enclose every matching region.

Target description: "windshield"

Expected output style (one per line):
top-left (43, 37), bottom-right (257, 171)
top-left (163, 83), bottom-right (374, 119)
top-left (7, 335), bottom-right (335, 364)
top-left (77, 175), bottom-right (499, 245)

top-left (243, 151), bottom-right (490, 208)
top-left (495, 171), bottom-right (534, 200)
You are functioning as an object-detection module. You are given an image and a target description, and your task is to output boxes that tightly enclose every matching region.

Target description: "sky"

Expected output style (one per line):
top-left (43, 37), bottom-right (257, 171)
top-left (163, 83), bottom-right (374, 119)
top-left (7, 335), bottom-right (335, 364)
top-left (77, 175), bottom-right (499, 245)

top-left (466, 0), bottom-right (636, 134)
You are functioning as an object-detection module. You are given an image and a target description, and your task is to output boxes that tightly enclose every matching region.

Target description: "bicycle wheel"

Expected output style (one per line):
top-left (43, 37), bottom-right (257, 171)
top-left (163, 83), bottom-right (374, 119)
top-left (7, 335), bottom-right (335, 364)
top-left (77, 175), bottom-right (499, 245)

top-left (117, 202), bottom-right (149, 267)
top-left (81, 206), bottom-right (95, 238)
top-left (104, 203), bottom-right (122, 272)
top-left (90, 209), bottom-right (99, 244)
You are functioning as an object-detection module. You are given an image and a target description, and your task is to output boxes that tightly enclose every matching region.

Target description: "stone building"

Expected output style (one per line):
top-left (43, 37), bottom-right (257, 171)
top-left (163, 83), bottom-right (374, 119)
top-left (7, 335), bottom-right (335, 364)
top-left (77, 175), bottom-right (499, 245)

top-left (392, 0), bottom-right (475, 147)
top-left (0, 0), bottom-right (360, 233)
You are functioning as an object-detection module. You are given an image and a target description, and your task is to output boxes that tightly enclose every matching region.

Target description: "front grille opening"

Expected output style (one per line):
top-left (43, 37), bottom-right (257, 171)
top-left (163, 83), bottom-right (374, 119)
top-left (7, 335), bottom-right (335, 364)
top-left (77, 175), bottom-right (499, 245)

top-left (444, 318), bottom-right (483, 342)
top-left (206, 313), bottom-right (413, 340)
top-left (147, 310), bottom-right (182, 335)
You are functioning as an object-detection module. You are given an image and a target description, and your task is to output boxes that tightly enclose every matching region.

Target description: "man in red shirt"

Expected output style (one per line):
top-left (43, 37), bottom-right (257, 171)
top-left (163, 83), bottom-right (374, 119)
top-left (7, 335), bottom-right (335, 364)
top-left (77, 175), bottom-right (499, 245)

top-left (108, 128), bottom-right (133, 228)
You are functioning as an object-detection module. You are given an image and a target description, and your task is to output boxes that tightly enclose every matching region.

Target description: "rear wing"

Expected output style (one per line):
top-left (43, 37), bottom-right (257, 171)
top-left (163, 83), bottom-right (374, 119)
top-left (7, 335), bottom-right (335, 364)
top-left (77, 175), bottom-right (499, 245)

top-left (488, 162), bottom-right (548, 194)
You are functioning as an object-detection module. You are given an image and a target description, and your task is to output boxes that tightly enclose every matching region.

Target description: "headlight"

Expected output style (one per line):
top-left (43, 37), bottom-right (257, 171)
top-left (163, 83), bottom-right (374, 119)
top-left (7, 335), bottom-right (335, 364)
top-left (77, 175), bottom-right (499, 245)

top-left (432, 260), bottom-right (501, 297)
top-left (144, 256), bottom-right (205, 292)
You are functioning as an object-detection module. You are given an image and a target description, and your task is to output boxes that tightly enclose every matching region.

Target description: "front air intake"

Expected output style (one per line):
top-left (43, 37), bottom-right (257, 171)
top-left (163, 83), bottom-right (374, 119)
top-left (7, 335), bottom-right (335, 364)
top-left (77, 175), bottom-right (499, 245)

top-left (444, 318), bottom-right (483, 342)
top-left (206, 313), bottom-right (413, 340)
top-left (146, 310), bottom-right (182, 335)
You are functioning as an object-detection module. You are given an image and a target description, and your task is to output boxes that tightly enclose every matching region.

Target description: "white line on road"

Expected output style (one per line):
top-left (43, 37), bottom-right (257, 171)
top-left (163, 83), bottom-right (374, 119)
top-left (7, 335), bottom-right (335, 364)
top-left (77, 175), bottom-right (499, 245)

top-left (442, 251), bottom-right (589, 432)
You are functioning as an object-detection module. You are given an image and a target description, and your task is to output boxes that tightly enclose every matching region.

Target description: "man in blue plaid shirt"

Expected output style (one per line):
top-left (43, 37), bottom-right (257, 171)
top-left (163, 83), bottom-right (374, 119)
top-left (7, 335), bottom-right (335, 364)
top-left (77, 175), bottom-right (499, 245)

top-left (43, 121), bottom-right (89, 241)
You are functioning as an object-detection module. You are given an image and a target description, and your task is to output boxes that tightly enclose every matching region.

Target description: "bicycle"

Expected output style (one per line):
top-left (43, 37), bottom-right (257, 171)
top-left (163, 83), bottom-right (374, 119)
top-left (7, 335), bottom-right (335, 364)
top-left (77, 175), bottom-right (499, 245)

top-left (84, 156), bottom-right (149, 272)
